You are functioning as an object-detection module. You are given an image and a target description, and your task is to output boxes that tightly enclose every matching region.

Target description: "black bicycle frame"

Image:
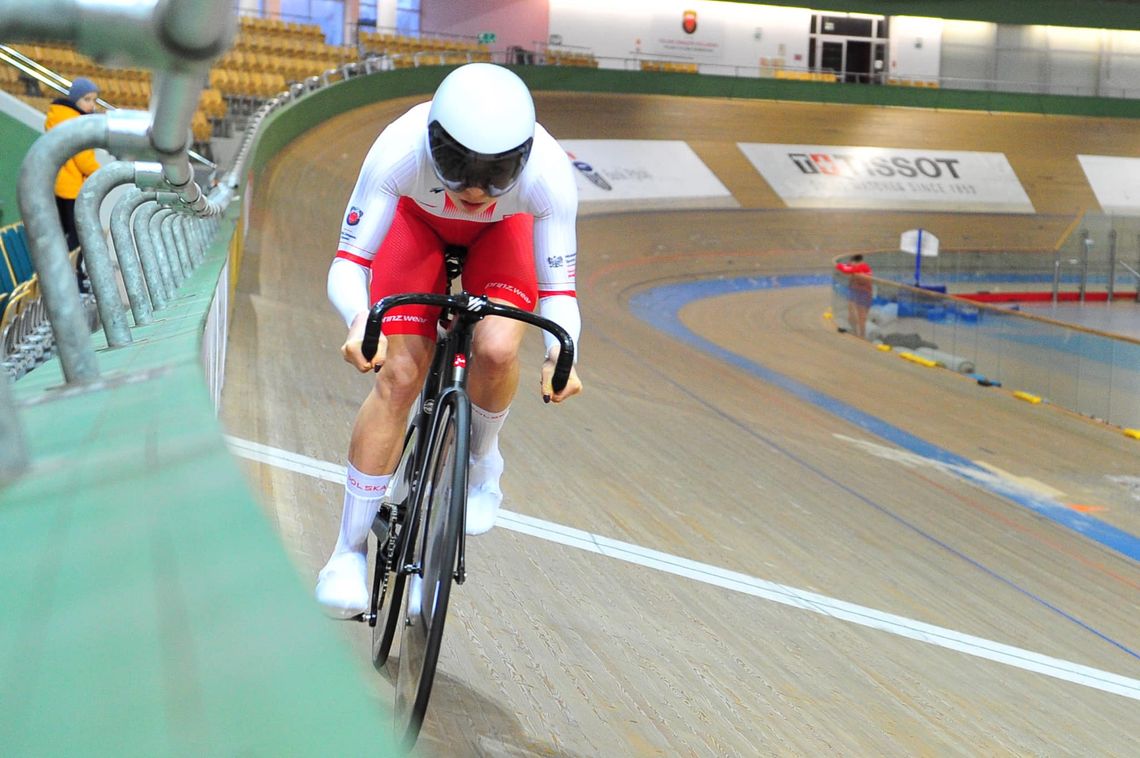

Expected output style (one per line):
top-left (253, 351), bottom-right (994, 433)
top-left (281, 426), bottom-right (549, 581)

top-left (362, 291), bottom-right (574, 589)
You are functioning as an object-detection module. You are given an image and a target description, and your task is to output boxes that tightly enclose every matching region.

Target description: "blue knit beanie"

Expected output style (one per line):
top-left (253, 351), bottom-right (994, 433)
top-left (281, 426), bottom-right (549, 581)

top-left (67, 77), bottom-right (99, 102)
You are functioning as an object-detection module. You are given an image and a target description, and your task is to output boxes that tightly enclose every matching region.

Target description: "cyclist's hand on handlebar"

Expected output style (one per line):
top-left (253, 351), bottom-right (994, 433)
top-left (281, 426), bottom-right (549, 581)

top-left (342, 311), bottom-right (385, 372)
top-left (540, 345), bottom-right (582, 404)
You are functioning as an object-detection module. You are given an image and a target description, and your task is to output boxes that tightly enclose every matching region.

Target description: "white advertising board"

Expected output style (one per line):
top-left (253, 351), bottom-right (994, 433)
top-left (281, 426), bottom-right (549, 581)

top-left (559, 140), bottom-right (736, 212)
top-left (1078, 155), bottom-right (1140, 216)
top-left (737, 143), bottom-right (1035, 213)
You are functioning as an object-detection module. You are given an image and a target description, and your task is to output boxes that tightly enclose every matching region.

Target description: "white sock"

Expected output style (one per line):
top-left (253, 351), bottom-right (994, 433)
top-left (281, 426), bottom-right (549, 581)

top-left (331, 461), bottom-right (390, 556)
top-left (470, 403), bottom-right (509, 460)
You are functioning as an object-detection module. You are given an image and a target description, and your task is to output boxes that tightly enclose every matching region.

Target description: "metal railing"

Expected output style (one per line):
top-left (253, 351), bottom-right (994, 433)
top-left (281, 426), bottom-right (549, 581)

top-left (0, 1), bottom-right (392, 483)
top-left (0, 0), bottom-right (238, 481)
top-left (832, 216), bottom-right (1140, 432)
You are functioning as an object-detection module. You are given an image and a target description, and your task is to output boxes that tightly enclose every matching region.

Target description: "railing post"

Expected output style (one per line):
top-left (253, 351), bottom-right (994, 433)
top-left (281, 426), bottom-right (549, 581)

top-left (184, 216), bottom-right (203, 265)
top-left (18, 109), bottom-right (154, 381)
top-left (1107, 228), bottom-right (1117, 303)
top-left (75, 160), bottom-right (138, 346)
top-left (1051, 245), bottom-right (1061, 306)
top-left (1079, 230), bottom-right (1091, 304)
top-left (134, 199), bottom-right (175, 299)
top-left (188, 216), bottom-right (207, 257)
top-left (110, 188), bottom-right (164, 315)
top-left (161, 211), bottom-right (192, 279)
top-left (149, 207), bottom-right (183, 286)
top-left (173, 215), bottom-right (195, 267)
top-left (17, 115), bottom-right (108, 382)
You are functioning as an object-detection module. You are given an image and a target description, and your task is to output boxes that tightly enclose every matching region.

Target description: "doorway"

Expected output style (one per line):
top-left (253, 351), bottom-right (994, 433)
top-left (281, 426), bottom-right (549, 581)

top-left (809, 13), bottom-right (888, 84)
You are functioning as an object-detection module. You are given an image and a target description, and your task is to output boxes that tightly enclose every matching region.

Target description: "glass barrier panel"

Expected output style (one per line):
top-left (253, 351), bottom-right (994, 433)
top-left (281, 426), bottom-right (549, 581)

top-left (833, 253), bottom-right (1140, 431)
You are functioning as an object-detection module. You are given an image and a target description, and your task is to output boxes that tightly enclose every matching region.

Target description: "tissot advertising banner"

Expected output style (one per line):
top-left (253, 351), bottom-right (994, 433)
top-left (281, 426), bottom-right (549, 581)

top-left (738, 143), bottom-right (1035, 213)
top-left (1078, 155), bottom-right (1140, 216)
top-left (559, 140), bottom-right (735, 210)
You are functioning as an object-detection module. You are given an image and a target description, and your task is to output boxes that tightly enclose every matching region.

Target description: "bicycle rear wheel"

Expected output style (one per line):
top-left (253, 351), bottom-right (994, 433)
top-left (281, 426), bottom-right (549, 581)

top-left (372, 422), bottom-right (419, 667)
top-left (393, 391), bottom-right (468, 746)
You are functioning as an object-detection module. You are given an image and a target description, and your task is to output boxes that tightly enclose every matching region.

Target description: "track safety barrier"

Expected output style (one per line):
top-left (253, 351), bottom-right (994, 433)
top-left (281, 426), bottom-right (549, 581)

top-left (0, 0), bottom-right (237, 473)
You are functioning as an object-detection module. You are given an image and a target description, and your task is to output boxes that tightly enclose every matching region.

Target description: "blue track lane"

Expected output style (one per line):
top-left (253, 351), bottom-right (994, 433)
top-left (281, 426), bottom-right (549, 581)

top-left (627, 274), bottom-right (1140, 661)
top-left (629, 274), bottom-right (1140, 565)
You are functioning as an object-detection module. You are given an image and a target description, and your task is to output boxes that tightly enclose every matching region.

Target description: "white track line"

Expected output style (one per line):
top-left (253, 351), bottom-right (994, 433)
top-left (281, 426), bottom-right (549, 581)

top-left (226, 435), bottom-right (1140, 702)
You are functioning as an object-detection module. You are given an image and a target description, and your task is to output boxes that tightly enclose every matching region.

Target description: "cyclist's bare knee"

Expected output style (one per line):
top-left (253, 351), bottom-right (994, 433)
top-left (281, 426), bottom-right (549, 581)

top-left (472, 318), bottom-right (525, 375)
top-left (375, 335), bottom-right (432, 404)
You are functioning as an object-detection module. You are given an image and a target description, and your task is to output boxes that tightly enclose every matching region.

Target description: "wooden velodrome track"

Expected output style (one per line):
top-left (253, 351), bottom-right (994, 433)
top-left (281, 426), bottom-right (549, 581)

top-left (220, 92), bottom-right (1140, 755)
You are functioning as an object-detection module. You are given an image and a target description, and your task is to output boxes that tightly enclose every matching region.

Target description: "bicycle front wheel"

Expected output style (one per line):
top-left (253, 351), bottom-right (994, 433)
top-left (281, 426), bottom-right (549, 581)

top-left (393, 390), bottom-right (468, 746)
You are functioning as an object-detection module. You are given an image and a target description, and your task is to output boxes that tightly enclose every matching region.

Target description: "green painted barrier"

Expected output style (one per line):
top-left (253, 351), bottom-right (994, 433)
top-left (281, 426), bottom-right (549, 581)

top-left (252, 66), bottom-right (1140, 162)
top-left (0, 114), bottom-right (40, 226)
top-left (0, 208), bottom-right (397, 754)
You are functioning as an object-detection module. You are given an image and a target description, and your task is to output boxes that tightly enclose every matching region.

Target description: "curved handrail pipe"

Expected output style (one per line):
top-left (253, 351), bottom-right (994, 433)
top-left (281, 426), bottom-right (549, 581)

top-left (133, 199), bottom-right (176, 300)
top-left (7, 0), bottom-right (237, 383)
top-left (110, 188), bottom-right (167, 313)
top-left (149, 208), bottom-right (183, 286)
top-left (0, 0), bottom-right (234, 215)
top-left (16, 111), bottom-right (154, 382)
top-left (75, 161), bottom-right (175, 342)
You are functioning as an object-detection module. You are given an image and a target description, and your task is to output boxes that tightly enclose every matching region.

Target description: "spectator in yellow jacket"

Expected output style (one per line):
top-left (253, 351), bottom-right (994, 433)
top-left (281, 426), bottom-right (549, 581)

top-left (45, 76), bottom-right (100, 291)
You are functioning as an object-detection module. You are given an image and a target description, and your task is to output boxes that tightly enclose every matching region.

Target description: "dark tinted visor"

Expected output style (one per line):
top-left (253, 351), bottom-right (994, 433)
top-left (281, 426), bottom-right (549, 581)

top-left (428, 121), bottom-right (532, 197)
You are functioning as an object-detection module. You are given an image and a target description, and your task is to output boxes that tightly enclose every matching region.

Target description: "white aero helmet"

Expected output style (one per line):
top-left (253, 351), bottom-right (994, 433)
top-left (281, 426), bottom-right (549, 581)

top-left (427, 63), bottom-right (536, 197)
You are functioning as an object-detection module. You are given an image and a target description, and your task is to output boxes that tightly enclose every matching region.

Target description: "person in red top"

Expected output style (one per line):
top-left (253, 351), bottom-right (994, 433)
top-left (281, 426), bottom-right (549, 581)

top-left (836, 254), bottom-right (873, 338)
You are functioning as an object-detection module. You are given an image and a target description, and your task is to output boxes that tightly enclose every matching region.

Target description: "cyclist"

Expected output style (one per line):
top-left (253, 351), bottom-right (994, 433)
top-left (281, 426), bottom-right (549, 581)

top-left (316, 63), bottom-right (583, 618)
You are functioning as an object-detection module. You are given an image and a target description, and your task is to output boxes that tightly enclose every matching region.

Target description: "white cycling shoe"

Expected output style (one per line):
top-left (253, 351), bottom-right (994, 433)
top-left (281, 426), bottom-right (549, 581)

top-left (314, 551), bottom-right (368, 619)
top-left (465, 449), bottom-right (504, 535)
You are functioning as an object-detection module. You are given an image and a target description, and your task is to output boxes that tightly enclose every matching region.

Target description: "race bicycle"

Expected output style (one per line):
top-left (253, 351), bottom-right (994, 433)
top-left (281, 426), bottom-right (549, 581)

top-left (358, 245), bottom-right (574, 747)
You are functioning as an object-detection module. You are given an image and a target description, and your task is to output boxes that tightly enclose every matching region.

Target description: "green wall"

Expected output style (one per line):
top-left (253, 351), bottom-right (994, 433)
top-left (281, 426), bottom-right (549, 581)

top-left (0, 114), bottom-right (39, 226)
top-left (253, 65), bottom-right (1140, 159)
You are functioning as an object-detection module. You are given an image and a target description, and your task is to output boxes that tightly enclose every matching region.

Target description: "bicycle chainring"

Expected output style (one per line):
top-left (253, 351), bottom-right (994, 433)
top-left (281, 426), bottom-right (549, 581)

top-left (377, 503), bottom-right (400, 605)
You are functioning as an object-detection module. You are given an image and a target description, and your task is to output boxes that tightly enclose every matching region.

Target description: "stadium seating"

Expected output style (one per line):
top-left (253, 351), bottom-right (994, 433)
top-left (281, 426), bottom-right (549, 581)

top-left (0, 14), bottom-right (623, 154)
top-left (640, 60), bottom-right (699, 74)
top-left (544, 50), bottom-right (599, 68)
top-left (773, 69), bottom-right (838, 82)
top-left (0, 224), bottom-right (34, 284)
top-left (0, 41), bottom-right (226, 146)
top-left (0, 221), bottom-right (83, 376)
top-left (887, 77), bottom-right (941, 88)
top-left (358, 30), bottom-right (492, 65)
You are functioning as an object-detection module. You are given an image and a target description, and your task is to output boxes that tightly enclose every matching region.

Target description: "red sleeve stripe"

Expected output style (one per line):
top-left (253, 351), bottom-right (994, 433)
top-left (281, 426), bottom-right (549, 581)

top-left (538, 290), bottom-right (577, 298)
top-left (336, 251), bottom-right (372, 267)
